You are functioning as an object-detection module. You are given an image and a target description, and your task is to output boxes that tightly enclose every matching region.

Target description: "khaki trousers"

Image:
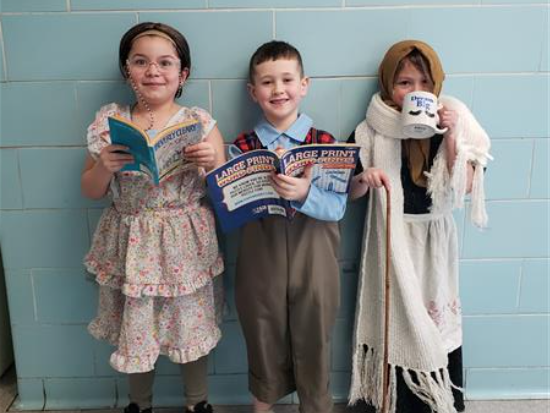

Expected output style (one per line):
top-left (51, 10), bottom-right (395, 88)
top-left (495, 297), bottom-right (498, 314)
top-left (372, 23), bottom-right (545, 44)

top-left (236, 214), bottom-right (340, 413)
top-left (128, 355), bottom-right (208, 408)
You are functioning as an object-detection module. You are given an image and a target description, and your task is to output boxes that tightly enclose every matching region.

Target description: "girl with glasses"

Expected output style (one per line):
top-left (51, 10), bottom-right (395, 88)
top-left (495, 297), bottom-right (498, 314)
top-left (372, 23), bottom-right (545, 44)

top-left (81, 22), bottom-right (225, 413)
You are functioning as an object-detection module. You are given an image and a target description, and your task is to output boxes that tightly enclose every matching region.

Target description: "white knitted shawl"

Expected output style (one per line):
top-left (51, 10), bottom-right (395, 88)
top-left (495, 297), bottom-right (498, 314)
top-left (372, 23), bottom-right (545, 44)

top-left (349, 93), bottom-right (491, 412)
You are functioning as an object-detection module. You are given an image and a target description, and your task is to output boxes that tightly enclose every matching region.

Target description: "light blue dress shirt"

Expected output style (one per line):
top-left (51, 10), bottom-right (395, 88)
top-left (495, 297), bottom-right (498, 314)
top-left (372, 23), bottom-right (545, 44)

top-left (230, 114), bottom-right (347, 221)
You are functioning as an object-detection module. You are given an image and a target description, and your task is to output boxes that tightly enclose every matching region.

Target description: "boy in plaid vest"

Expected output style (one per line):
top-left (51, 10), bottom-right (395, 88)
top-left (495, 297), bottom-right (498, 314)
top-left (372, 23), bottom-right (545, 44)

top-left (231, 41), bottom-right (345, 413)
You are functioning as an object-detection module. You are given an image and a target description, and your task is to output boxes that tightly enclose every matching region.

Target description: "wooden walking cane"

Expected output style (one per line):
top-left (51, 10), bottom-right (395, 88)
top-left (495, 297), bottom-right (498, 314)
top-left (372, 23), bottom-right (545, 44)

top-left (381, 184), bottom-right (391, 413)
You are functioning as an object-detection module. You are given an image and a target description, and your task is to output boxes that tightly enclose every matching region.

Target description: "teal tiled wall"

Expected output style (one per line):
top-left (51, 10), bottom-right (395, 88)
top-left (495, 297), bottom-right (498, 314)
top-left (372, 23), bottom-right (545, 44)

top-left (0, 1), bottom-right (548, 409)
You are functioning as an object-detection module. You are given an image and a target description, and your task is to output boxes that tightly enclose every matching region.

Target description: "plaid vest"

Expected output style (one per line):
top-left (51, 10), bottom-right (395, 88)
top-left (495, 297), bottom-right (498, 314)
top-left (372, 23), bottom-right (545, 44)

top-left (234, 127), bottom-right (335, 153)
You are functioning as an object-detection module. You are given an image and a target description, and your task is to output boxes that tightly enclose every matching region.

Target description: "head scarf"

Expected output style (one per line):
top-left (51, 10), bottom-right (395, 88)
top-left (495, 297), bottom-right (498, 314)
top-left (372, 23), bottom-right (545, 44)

top-left (378, 40), bottom-right (445, 187)
top-left (378, 40), bottom-right (445, 107)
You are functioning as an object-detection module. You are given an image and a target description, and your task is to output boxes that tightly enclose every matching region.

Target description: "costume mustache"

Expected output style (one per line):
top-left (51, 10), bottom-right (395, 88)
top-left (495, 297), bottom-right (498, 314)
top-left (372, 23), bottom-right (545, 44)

top-left (408, 110), bottom-right (436, 118)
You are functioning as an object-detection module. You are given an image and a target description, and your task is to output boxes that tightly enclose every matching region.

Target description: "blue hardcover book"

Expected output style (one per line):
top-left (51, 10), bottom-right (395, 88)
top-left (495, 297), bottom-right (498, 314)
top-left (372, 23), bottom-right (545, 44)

top-left (206, 144), bottom-right (360, 233)
top-left (108, 116), bottom-right (202, 185)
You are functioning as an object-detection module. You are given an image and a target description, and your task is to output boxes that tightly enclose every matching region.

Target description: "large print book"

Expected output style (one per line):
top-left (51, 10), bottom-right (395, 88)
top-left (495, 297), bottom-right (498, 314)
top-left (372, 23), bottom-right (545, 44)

top-left (206, 143), bottom-right (360, 233)
top-left (108, 115), bottom-right (202, 185)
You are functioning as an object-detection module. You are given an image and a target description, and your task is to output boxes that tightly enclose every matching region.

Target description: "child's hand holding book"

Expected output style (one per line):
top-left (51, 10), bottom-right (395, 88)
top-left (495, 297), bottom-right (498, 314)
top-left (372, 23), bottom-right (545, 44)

top-left (271, 163), bottom-right (314, 203)
top-left (184, 141), bottom-right (217, 170)
top-left (97, 144), bottom-right (135, 174)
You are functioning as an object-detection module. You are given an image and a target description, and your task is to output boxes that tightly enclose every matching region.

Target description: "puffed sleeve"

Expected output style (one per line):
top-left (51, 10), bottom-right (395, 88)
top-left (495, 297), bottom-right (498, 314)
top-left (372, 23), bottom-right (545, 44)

top-left (190, 106), bottom-right (217, 139)
top-left (86, 103), bottom-right (122, 160)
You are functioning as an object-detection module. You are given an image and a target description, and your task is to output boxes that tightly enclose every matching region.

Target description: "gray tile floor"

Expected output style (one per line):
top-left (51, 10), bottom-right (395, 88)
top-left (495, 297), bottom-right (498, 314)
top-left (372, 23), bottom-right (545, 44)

top-left (0, 367), bottom-right (15, 413)
top-left (1, 366), bottom-right (548, 413)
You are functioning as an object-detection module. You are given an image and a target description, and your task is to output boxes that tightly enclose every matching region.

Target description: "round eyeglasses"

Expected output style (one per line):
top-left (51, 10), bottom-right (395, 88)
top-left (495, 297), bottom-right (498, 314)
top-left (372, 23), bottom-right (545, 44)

top-left (126, 57), bottom-right (181, 73)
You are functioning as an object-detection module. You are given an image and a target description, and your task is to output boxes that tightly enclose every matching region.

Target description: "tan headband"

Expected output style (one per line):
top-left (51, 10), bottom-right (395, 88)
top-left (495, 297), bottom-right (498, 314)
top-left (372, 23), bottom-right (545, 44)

top-left (132, 29), bottom-right (176, 47)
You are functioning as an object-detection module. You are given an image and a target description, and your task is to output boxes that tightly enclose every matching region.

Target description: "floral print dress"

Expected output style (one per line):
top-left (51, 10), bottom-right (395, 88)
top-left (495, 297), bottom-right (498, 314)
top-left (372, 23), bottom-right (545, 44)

top-left (84, 103), bottom-right (224, 374)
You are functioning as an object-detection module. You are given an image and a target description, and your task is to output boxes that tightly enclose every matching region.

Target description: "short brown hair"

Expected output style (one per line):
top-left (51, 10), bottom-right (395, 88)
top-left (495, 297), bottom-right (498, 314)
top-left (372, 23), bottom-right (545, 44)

top-left (248, 40), bottom-right (304, 83)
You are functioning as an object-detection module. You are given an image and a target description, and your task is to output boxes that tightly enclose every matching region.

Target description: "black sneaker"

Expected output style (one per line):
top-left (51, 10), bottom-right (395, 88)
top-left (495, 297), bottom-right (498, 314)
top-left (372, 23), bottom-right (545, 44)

top-left (185, 400), bottom-right (213, 413)
top-left (124, 403), bottom-right (153, 413)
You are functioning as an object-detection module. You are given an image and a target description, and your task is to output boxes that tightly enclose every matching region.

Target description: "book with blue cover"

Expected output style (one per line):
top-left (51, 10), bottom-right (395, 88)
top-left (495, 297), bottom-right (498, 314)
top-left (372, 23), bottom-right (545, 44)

top-left (108, 115), bottom-right (202, 185)
top-left (206, 144), bottom-right (360, 233)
